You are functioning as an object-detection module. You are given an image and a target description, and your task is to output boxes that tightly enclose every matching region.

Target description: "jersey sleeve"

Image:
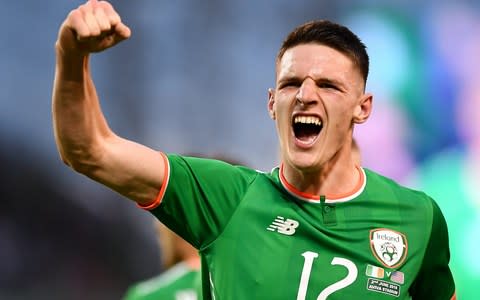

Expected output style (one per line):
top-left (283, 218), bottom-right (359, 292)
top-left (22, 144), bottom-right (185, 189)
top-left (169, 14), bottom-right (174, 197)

top-left (149, 154), bottom-right (258, 250)
top-left (409, 198), bottom-right (456, 299)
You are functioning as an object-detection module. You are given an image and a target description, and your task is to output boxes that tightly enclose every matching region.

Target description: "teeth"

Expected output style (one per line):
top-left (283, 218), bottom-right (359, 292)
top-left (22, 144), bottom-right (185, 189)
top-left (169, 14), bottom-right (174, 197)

top-left (294, 116), bottom-right (322, 126)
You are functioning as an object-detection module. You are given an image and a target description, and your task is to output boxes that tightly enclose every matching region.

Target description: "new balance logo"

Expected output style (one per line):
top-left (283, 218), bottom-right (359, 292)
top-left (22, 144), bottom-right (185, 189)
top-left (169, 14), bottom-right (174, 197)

top-left (267, 216), bottom-right (299, 235)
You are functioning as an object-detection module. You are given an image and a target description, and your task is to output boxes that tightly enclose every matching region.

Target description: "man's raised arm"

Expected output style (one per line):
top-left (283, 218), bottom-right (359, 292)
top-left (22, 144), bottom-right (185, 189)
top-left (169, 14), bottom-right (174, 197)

top-left (52, 0), bottom-right (166, 206)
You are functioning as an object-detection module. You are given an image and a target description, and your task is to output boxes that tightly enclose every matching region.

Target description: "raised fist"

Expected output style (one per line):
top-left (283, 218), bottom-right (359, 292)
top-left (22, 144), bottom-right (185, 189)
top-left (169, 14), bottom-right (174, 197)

top-left (56, 0), bottom-right (131, 57)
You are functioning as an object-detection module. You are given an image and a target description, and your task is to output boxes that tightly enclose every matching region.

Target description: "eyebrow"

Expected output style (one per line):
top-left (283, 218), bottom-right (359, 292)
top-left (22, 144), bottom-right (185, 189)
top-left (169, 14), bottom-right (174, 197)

top-left (278, 75), bottom-right (347, 91)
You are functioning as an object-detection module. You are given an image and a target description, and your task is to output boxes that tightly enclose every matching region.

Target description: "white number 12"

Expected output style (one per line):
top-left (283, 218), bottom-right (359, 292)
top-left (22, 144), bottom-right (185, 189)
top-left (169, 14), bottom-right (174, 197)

top-left (296, 251), bottom-right (358, 300)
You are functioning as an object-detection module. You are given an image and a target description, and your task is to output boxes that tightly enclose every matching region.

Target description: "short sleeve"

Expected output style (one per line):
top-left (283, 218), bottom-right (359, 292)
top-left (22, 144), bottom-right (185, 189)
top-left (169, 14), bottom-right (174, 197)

top-left (149, 154), bottom-right (258, 249)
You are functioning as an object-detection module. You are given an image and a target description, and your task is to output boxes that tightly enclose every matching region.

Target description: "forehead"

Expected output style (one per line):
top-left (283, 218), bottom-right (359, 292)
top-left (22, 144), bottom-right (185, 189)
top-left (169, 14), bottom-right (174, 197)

top-left (277, 44), bottom-right (359, 81)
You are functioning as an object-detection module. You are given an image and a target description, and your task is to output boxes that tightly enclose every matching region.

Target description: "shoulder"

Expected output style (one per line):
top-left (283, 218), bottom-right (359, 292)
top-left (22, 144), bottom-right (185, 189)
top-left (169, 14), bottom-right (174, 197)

top-left (365, 169), bottom-right (443, 222)
top-left (167, 153), bottom-right (259, 174)
top-left (363, 168), bottom-right (439, 210)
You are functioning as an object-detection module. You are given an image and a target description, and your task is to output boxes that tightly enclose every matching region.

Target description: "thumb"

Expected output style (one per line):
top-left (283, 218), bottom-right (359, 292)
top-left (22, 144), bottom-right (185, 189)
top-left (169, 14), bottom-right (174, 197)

top-left (114, 22), bottom-right (131, 41)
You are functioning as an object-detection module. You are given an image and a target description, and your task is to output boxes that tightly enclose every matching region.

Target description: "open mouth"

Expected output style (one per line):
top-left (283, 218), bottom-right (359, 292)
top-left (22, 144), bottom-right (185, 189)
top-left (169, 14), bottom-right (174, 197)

top-left (293, 115), bottom-right (323, 144)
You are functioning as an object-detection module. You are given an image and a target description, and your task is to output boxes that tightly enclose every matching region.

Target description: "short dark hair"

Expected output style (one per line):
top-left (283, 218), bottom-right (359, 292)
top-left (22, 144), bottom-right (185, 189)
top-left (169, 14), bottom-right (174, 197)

top-left (277, 20), bottom-right (369, 85)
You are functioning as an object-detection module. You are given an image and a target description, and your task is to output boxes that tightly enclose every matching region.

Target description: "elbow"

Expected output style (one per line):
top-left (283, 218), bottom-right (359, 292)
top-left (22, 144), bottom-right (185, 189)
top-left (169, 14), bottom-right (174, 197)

top-left (59, 154), bottom-right (83, 173)
top-left (58, 146), bottom-right (103, 176)
top-left (56, 147), bottom-right (75, 168)
top-left (59, 153), bottom-right (73, 168)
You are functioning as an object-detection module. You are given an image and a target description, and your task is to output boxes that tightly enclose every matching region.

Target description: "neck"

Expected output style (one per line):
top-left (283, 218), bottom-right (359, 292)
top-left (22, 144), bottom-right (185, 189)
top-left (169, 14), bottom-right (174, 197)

top-left (282, 162), bottom-right (360, 197)
top-left (281, 147), bottom-right (360, 198)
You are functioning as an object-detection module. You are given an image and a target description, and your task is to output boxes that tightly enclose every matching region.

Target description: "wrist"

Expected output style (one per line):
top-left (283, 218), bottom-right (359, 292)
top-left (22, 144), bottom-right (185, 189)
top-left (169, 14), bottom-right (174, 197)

top-left (55, 41), bottom-right (87, 61)
top-left (55, 42), bottom-right (89, 81)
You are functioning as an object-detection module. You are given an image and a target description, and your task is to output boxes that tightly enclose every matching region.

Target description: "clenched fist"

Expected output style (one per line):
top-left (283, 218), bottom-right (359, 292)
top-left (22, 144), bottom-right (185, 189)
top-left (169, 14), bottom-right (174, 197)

top-left (56, 0), bottom-right (131, 57)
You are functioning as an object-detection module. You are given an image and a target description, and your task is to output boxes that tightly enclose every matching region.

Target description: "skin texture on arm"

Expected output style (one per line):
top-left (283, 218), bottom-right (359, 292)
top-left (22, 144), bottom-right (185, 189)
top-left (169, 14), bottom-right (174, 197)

top-left (52, 0), bottom-right (165, 205)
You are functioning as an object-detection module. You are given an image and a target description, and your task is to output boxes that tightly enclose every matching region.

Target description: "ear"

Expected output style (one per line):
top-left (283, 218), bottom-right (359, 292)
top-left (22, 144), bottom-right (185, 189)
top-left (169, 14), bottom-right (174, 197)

top-left (268, 88), bottom-right (276, 120)
top-left (353, 93), bottom-right (373, 124)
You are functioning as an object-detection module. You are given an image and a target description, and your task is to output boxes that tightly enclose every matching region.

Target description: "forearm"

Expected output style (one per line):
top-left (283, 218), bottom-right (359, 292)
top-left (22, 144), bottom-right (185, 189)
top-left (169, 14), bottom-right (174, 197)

top-left (52, 47), bottom-right (111, 171)
top-left (51, 1), bottom-right (164, 205)
top-left (52, 47), bottom-right (165, 205)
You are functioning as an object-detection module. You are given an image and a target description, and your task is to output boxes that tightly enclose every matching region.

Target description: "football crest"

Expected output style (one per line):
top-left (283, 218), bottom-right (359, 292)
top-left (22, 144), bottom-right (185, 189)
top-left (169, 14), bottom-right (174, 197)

top-left (370, 228), bottom-right (407, 268)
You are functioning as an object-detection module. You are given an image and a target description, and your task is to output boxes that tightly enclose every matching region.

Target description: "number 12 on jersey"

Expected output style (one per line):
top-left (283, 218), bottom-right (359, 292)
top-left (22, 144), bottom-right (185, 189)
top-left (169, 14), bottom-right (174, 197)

top-left (297, 251), bottom-right (358, 300)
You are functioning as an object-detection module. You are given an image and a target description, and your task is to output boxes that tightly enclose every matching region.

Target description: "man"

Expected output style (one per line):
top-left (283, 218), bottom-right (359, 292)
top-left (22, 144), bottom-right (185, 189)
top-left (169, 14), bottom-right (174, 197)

top-left (52, 1), bottom-right (456, 299)
top-left (124, 220), bottom-right (202, 300)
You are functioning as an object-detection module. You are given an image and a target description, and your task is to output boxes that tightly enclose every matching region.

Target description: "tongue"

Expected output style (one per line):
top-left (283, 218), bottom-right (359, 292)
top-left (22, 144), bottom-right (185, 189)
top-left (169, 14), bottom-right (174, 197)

top-left (296, 130), bottom-right (318, 143)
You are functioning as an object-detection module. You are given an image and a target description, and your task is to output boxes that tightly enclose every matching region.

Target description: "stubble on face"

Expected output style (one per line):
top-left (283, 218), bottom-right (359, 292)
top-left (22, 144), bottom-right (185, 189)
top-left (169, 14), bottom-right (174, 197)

top-left (272, 43), bottom-right (366, 185)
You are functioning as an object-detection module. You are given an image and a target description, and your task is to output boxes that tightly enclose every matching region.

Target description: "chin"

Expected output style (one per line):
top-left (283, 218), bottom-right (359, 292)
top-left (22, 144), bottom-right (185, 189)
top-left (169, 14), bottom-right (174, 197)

top-left (287, 152), bottom-right (319, 171)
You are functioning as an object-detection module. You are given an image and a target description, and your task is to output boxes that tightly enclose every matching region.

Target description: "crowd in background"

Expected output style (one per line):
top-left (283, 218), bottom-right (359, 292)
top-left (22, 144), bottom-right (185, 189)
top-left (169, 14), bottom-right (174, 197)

top-left (1, 0), bottom-right (479, 299)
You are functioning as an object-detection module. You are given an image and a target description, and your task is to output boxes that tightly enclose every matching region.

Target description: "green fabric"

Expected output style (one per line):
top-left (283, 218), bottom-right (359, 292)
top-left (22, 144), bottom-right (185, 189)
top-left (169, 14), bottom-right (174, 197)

top-left (124, 262), bottom-right (201, 300)
top-left (151, 154), bottom-right (455, 299)
top-left (411, 147), bottom-right (477, 299)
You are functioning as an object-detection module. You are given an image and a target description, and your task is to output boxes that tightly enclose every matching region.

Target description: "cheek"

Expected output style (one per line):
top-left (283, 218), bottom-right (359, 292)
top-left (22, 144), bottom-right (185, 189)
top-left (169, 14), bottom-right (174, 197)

top-left (274, 95), bottom-right (293, 117)
top-left (277, 113), bottom-right (290, 131)
top-left (329, 96), bottom-right (356, 116)
top-left (274, 108), bottom-right (292, 135)
top-left (326, 105), bottom-right (354, 131)
top-left (324, 98), bottom-right (350, 117)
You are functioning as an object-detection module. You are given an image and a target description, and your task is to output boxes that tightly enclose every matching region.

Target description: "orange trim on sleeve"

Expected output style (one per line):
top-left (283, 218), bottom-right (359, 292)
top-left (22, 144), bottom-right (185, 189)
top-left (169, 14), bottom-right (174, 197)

top-left (137, 152), bottom-right (170, 210)
top-left (450, 292), bottom-right (456, 300)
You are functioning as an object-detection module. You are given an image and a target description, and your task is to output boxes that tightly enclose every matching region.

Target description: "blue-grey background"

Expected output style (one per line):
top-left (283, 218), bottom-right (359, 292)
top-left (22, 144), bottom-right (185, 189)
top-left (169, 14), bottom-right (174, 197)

top-left (1, 0), bottom-right (479, 299)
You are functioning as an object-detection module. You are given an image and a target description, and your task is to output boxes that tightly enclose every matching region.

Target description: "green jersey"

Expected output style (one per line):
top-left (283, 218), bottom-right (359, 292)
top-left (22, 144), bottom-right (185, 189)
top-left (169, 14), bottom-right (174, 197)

top-left (145, 154), bottom-right (455, 300)
top-left (124, 262), bottom-right (202, 300)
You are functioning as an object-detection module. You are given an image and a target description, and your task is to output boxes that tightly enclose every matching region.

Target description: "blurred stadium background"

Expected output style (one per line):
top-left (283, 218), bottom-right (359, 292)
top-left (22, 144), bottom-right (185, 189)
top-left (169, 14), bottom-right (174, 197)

top-left (1, 0), bottom-right (479, 299)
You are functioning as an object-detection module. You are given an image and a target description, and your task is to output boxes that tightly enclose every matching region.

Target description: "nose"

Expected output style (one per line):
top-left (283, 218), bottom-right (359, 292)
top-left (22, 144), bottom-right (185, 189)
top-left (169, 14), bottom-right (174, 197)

top-left (296, 78), bottom-right (318, 106)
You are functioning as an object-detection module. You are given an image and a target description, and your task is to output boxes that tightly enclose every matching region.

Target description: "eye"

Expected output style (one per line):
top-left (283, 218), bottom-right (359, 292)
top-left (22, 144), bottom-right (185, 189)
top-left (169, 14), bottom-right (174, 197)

top-left (279, 80), bottom-right (300, 89)
top-left (318, 82), bottom-right (337, 89)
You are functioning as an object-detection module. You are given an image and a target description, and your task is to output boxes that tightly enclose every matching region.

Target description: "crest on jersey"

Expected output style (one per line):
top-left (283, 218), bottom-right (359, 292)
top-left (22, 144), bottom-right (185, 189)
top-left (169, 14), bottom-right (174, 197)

top-left (370, 228), bottom-right (408, 268)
